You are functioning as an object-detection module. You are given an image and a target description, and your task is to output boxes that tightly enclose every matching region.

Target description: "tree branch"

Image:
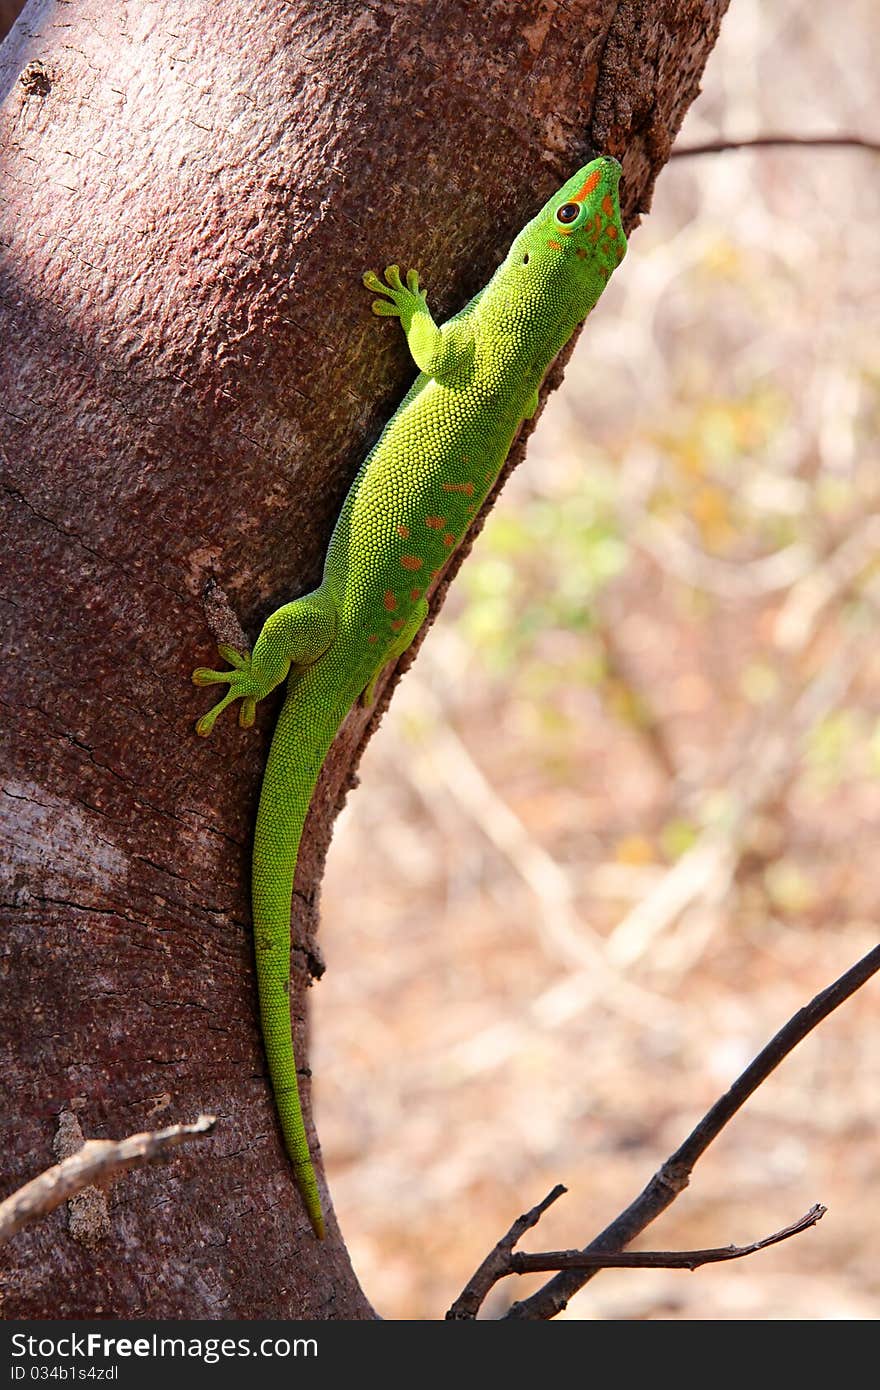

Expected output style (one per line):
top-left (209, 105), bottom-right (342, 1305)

top-left (498, 944), bottom-right (879, 1319)
top-left (0, 1115), bottom-right (217, 1245)
top-left (449, 1203), bottom-right (825, 1314)
top-left (672, 134), bottom-right (880, 159)
top-left (509, 1205), bottom-right (826, 1274)
top-left (446, 1185), bottom-right (567, 1319)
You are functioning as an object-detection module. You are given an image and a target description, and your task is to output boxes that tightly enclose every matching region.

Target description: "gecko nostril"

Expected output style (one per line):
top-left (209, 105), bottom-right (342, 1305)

top-left (522, 253), bottom-right (529, 264)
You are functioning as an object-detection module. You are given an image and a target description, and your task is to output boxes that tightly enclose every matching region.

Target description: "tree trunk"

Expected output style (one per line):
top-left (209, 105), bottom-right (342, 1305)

top-left (0, 0), bottom-right (729, 1319)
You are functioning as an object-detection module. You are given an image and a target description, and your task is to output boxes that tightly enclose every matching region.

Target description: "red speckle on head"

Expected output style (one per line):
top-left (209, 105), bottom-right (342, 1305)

top-left (575, 247), bottom-right (587, 260)
top-left (367, 634), bottom-right (379, 644)
top-left (572, 169), bottom-right (601, 203)
top-left (383, 590), bottom-right (397, 611)
top-left (442, 533), bottom-right (455, 548)
top-left (410, 587), bottom-right (422, 600)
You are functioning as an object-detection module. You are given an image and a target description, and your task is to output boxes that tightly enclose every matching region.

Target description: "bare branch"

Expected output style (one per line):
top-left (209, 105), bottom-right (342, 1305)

top-left (446, 1185), bottom-right (567, 1320)
top-left (450, 1204), bottom-right (825, 1313)
top-left (0, 1115), bottom-right (217, 1245)
top-left (672, 134), bottom-right (880, 159)
top-left (502, 945), bottom-right (880, 1319)
top-left (401, 670), bottom-right (678, 1023)
top-left (509, 1205), bottom-right (826, 1274)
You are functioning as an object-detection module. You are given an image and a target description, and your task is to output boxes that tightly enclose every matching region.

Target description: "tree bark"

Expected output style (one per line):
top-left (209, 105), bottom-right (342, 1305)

top-left (0, 0), bottom-right (729, 1319)
top-left (0, 2), bottom-right (25, 44)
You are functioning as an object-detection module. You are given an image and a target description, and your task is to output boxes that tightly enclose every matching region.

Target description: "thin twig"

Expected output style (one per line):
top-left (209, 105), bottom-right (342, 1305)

top-left (603, 554), bottom-right (876, 971)
top-left (446, 1185), bottom-right (567, 1319)
top-left (594, 613), bottom-right (679, 781)
top-left (672, 134), bottom-right (880, 159)
top-left (449, 1203), bottom-right (824, 1313)
top-left (402, 669), bottom-right (678, 1022)
top-left (0, 1115), bottom-right (217, 1245)
top-left (501, 945), bottom-right (880, 1319)
top-left (509, 1205), bottom-right (825, 1273)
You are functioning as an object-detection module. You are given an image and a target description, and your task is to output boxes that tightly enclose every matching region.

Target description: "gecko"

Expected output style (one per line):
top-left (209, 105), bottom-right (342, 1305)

top-left (192, 155), bottom-right (628, 1239)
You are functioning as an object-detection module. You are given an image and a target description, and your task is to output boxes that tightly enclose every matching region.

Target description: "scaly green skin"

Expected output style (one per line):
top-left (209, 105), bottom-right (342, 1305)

top-left (193, 156), bottom-right (628, 1239)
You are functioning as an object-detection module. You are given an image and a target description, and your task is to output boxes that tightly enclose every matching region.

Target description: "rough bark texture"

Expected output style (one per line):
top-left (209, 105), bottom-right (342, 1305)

top-left (0, 0), bottom-right (729, 1319)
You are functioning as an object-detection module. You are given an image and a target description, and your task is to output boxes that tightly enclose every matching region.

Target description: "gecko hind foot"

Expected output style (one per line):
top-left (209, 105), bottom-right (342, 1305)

top-left (192, 589), bottom-right (338, 737)
top-left (192, 645), bottom-right (262, 736)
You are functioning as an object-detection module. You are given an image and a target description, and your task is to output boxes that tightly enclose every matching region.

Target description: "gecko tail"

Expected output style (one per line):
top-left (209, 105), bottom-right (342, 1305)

top-left (251, 672), bottom-right (350, 1240)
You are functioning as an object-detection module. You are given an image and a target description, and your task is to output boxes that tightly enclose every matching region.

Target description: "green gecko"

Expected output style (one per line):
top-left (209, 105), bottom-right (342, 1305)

top-left (192, 155), bottom-right (627, 1240)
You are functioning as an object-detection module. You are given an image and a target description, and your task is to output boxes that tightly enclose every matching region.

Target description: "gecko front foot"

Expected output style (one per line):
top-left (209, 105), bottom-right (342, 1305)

top-left (191, 644), bottom-right (264, 736)
top-left (363, 265), bottom-right (427, 332)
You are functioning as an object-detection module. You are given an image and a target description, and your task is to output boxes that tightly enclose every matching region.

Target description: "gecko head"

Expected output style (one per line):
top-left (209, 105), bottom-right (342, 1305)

top-left (504, 155), bottom-right (627, 326)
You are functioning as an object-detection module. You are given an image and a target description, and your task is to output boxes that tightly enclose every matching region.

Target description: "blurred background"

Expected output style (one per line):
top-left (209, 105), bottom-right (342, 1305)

top-left (317, 0), bottom-right (880, 1319)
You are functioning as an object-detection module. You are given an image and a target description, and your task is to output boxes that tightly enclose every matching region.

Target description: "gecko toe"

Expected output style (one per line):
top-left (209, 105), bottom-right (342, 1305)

top-left (217, 643), bottom-right (248, 669)
top-left (192, 667), bottom-right (227, 686)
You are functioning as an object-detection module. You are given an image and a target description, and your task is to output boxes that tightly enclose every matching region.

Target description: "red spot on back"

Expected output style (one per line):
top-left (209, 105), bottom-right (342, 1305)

top-left (410, 587), bottom-right (422, 600)
top-left (367, 634), bottom-right (379, 644)
top-left (425, 514), bottom-right (446, 529)
top-left (390, 618), bottom-right (405, 632)
top-left (383, 590), bottom-right (397, 611)
top-left (400, 554), bottom-right (423, 571)
top-left (547, 238), bottom-right (563, 251)
top-left (396, 523), bottom-right (410, 538)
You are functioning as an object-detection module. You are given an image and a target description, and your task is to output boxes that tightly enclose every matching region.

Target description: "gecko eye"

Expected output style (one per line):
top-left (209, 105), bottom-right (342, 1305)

top-left (555, 202), bottom-right (582, 226)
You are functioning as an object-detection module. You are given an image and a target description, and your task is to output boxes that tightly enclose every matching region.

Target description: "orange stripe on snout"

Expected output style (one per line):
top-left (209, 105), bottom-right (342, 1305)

top-left (572, 169), bottom-right (601, 203)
